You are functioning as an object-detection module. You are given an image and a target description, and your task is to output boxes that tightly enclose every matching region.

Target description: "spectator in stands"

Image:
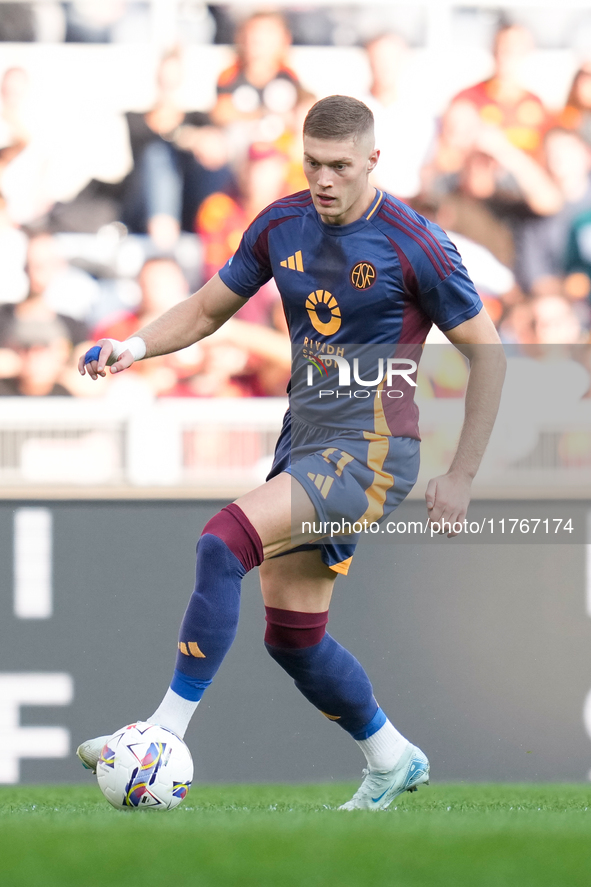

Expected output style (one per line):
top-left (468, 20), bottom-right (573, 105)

top-left (0, 192), bottom-right (28, 304)
top-left (197, 142), bottom-right (289, 277)
top-left (0, 66), bottom-right (48, 224)
top-left (561, 132), bottom-right (591, 305)
top-left (558, 64), bottom-right (591, 146)
top-left (498, 300), bottom-right (536, 345)
top-left (0, 67), bottom-right (32, 166)
top-left (211, 12), bottom-right (299, 134)
top-left (0, 233), bottom-right (91, 348)
top-left (196, 142), bottom-right (289, 329)
top-left (360, 32), bottom-right (435, 199)
top-left (0, 317), bottom-right (72, 396)
top-left (452, 23), bottom-right (549, 155)
top-left (421, 99), bottom-right (485, 191)
top-left (25, 232), bottom-right (98, 326)
top-left (274, 87), bottom-right (316, 194)
top-left (421, 101), bottom-right (562, 268)
top-left (514, 128), bottom-right (591, 295)
top-left (93, 255), bottom-right (189, 342)
top-left (171, 336), bottom-right (255, 398)
top-left (0, 62), bottom-right (130, 230)
top-left (531, 293), bottom-right (587, 344)
top-left (169, 317), bottom-right (291, 398)
top-left (92, 256), bottom-right (199, 398)
top-left (565, 205), bottom-right (591, 299)
top-left (122, 48), bottom-right (232, 249)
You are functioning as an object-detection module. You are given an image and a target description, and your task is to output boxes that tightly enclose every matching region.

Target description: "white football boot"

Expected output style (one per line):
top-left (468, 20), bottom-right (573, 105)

top-left (339, 743), bottom-right (430, 811)
top-left (76, 735), bottom-right (110, 774)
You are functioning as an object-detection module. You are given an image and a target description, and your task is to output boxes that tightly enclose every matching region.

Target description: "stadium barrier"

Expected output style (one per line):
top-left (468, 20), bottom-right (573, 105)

top-left (0, 397), bottom-right (286, 494)
top-left (0, 394), bottom-right (590, 497)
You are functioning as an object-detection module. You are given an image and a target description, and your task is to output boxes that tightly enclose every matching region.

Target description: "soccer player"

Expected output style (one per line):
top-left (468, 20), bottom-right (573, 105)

top-left (77, 96), bottom-right (506, 810)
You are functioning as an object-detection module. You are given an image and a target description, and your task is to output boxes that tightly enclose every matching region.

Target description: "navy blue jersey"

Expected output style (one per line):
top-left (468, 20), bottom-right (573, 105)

top-left (219, 189), bottom-right (482, 438)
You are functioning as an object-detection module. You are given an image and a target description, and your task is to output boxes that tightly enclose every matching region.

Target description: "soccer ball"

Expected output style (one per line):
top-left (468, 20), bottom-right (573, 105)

top-left (96, 722), bottom-right (193, 811)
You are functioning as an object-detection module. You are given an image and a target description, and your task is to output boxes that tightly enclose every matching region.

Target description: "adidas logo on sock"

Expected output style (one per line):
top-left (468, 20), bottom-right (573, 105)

top-left (178, 641), bottom-right (206, 658)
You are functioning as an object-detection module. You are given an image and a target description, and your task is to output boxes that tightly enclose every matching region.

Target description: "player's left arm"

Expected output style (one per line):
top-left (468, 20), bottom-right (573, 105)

top-left (425, 307), bottom-right (507, 535)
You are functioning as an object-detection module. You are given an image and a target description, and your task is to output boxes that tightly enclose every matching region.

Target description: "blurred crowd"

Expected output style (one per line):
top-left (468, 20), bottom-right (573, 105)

top-left (1, 8), bottom-right (591, 401)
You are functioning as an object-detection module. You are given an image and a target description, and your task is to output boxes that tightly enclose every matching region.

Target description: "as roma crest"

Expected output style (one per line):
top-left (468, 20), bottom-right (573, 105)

top-left (350, 261), bottom-right (376, 290)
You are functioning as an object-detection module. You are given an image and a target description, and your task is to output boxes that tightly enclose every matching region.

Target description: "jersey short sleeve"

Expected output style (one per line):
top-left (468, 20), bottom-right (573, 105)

top-left (418, 261), bottom-right (483, 332)
top-left (218, 214), bottom-right (273, 299)
top-left (375, 198), bottom-right (483, 334)
top-left (412, 221), bottom-right (483, 332)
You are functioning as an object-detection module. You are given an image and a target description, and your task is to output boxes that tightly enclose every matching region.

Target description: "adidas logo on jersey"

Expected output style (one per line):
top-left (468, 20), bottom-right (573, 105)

top-left (280, 250), bottom-right (304, 272)
top-left (178, 641), bottom-right (206, 658)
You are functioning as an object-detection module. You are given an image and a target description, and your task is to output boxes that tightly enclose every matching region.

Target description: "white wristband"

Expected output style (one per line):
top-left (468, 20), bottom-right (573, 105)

top-left (106, 336), bottom-right (147, 365)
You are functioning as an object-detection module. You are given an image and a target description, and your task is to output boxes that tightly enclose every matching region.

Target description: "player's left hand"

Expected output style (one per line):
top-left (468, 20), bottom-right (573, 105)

top-left (425, 471), bottom-right (472, 537)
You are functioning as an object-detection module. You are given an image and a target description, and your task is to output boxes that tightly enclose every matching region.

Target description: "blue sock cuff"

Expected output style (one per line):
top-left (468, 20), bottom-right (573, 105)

top-left (171, 670), bottom-right (213, 702)
top-left (351, 706), bottom-right (387, 741)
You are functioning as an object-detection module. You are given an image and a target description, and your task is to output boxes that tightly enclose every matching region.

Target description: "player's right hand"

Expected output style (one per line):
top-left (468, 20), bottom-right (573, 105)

top-left (78, 339), bottom-right (136, 380)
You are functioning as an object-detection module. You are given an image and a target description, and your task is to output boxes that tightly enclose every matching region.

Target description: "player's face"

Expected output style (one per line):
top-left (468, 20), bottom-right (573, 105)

top-left (303, 134), bottom-right (379, 226)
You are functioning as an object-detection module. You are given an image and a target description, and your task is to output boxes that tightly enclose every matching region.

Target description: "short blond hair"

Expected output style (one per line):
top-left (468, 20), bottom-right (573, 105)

top-left (303, 95), bottom-right (374, 142)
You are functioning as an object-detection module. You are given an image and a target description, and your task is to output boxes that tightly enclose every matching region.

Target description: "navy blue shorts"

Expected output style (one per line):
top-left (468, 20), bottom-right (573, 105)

top-left (267, 410), bottom-right (420, 575)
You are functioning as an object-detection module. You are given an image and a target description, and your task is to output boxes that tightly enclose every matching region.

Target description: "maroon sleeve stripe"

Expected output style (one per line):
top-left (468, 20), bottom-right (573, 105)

top-left (383, 196), bottom-right (454, 274)
top-left (379, 208), bottom-right (448, 281)
top-left (389, 198), bottom-right (455, 275)
top-left (380, 200), bottom-right (454, 279)
top-left (386, 236), bottom-right (432, 343)
top-left (274, 196), bottom-right (313, 210)
top-left (252, 214), bottom-right (300, 268)
top-left (251, 192), bottom-right (312, 225)
top-left (386, 236), bottom-right (419, 298)
top-left (276, 189), bottom-right (312, 204)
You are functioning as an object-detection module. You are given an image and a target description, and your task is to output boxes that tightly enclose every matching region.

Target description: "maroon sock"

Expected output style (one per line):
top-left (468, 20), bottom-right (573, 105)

top-left (202, 503), bottom-right (263, 572)
top-left (264, 606), bottom-right (329, 649)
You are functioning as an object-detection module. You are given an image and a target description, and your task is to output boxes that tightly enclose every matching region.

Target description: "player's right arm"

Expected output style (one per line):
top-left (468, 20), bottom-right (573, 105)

top-left (79, 273), bottom-right (248, 380)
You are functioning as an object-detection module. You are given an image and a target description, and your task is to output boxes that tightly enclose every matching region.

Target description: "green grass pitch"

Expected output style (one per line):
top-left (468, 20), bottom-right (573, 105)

top-left (2, 783), bottom-right (591, 886)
